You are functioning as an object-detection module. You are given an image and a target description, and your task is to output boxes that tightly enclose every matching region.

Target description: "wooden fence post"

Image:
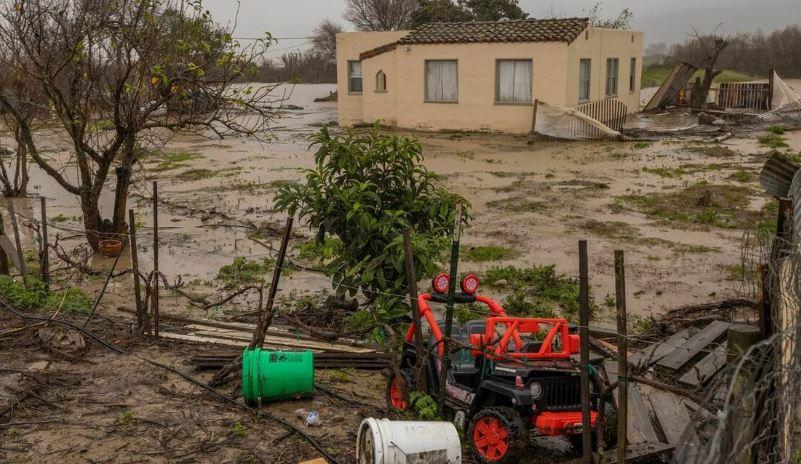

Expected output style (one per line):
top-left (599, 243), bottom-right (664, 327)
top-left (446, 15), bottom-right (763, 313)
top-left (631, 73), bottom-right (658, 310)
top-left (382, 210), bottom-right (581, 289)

top-left (0, 210), bottom-right (9, 275)
top-left (403, 228), bottom-right (426, 391)
top-left (530, 99), bottom-right (539, 134)
top-left (5, 199), bottom-right (27, 286)
top-left (40, 197), bottom-right (49, 289)
top-left (128, 209), bottom-right (144, 334)
top-left (251, 216), bottom-right (293, 347)
top-left (615, 250), bottom-right (629, 464)
top-left (578, 240), bottom-right (593, 463)
top-left (152, 181), bottom-right (159, 338)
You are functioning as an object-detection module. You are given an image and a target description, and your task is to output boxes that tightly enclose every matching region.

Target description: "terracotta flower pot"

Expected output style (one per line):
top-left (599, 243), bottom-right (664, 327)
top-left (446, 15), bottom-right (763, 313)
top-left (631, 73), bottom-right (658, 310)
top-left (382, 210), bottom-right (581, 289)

top-left (98, 239), bottom-right (123, 258)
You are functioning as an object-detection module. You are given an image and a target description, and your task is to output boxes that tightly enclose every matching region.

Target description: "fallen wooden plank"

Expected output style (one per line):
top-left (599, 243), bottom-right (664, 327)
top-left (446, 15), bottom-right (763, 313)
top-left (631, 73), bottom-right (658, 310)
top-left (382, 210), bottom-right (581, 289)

top-left (648, 389), bottom-right (698, 446)
top-left (188, 328), bottom-right (376, 353)
top-left (603, 442), bottom-right (674, 463)
top-left (657, 321), bottom-right (730, 372)
top-left (629, 329), bottom-right (690, 369)
top-left (678, 342), bottom-right (728, 388)
top-left (604, 369), bottom-right (661, 446)
top-left (0, 235), bottom-right (22, 271)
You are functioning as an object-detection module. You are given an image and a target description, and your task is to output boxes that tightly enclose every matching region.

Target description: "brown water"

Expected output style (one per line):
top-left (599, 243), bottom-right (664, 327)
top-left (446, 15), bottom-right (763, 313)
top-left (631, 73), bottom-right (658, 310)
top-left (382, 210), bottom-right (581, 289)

top-left (3, 83), bottom-right (798, 323)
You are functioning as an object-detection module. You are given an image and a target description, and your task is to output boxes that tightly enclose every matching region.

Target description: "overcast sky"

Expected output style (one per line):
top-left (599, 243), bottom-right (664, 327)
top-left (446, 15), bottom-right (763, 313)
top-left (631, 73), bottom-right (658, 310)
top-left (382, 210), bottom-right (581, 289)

top-left (204, 0), bottom-right (801, 52)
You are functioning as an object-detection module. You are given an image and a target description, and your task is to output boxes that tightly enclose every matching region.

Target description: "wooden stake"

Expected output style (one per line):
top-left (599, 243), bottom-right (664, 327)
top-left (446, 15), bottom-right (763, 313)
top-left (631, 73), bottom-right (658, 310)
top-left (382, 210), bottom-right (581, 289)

top-left (40, 197), bottom-right (49, 289)
top-left (615, 250), bottom-right (628, 464)
top-left (128, 209), bottom-right (144, 334)
top-left (403, 228), bottom-right (426, 391)
top-left (251, 216), bottom-right (293, 348)
top-left (5, 198), bottom-right (28, 286)
top-left (578, 239), bottom-right (592, 463)
top-left (152, 181), bottom-right (159, 338)
top-left (0, 210), bottom-right (9, 275)
top-left (530, 99), bottom-right (539, 134)
top-left (439, 204), bottom-right (463, 415)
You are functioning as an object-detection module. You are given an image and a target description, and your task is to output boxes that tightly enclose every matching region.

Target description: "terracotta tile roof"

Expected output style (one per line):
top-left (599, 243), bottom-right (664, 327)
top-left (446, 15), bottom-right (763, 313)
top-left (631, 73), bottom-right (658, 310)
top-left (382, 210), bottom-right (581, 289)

top-left (397, 18), bottom-right (589, 45)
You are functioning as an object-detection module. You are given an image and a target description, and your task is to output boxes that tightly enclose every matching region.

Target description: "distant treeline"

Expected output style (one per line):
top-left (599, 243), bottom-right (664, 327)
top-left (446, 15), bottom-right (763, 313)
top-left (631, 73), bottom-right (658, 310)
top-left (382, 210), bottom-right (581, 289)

top-left (246, 50), bottom-right (336, 84)
top-left (646, 24), bottom-right (801, 78)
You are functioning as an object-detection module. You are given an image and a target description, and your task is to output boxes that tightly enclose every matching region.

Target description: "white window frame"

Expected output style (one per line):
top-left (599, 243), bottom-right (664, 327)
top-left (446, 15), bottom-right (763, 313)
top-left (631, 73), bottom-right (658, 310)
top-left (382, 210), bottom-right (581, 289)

top-left (348, 60), bottom-right (362, 94)
top-left (605, 58), bottom-right (619, 97)
top-left (629, 57), bottom-right (637, 92)
top-left (495, 59), bottom-right (533, 105)
top-left (424, 60), bottom-right (458, 103)
top-left (579, 58), bottom-right (591, 102)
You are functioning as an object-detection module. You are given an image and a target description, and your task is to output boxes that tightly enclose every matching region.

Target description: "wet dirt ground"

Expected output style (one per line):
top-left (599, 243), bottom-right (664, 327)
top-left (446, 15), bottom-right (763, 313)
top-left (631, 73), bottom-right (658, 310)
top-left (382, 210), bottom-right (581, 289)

top-left (2, 83), bottom-right (800, 462)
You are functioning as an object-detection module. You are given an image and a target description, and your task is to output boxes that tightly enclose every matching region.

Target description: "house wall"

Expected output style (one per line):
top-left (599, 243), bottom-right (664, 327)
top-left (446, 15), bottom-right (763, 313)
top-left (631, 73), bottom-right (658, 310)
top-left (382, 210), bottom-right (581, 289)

top-left (566, 27), bottom-right (643, 111)
top-left (336, 31), bottom-right (409, 127)
top-left (364, 41), bottom-right (569, 133)
top-left (337, 27), bottom-right (644, 133)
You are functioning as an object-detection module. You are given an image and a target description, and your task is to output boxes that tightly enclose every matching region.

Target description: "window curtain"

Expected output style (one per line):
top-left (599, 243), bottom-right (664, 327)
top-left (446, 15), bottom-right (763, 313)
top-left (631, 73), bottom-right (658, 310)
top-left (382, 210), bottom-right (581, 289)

top-left (426, 61), bottom-right (457, 101)
top-left (497, 60), bottom-right (532, 103)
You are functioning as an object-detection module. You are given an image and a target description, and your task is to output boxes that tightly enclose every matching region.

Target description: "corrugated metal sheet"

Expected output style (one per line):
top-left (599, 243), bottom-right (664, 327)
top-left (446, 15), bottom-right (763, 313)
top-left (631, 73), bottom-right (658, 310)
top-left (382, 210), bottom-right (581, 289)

top-left (760, 153), bottom-right (800, 198)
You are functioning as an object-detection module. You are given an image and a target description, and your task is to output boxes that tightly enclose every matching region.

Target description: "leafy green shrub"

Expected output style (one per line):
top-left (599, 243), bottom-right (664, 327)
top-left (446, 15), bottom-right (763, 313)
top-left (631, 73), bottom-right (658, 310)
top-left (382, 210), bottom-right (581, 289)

top-left (410, 392), bottom-right (440, 421)
top-left (766, 125), bottom-right (785, 135)
top-left (0, 276), bottom-right (91, 313)
top-left (276, 125), bottom-right (468, 313)
top-left (298, 238), bottom-right (342, 261)
top-left (502, 291), bottom-right (557, 318)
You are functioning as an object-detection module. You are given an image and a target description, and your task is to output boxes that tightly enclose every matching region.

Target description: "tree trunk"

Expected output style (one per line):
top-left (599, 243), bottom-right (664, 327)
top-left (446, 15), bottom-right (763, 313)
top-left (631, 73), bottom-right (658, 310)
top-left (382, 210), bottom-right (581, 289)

top-left (81, 133), bottom-right (136, 251)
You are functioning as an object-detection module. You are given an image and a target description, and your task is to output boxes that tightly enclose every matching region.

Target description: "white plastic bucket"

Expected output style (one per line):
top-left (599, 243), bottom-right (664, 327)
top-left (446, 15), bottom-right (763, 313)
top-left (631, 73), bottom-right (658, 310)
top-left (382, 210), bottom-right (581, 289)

top-left (356, 417), bottom-right (461, 464)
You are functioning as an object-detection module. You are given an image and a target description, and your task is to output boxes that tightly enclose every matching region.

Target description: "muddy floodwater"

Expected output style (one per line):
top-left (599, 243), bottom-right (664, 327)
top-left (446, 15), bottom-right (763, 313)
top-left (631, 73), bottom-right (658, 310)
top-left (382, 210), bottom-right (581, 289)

top-left (3, 83), bottom-right (800, 327)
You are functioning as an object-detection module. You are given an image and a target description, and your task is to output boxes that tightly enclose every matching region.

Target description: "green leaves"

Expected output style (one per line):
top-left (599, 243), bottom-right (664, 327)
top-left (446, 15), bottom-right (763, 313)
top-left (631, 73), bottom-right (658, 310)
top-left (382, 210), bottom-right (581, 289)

top-left (276, 125), bottom-right (469, 313)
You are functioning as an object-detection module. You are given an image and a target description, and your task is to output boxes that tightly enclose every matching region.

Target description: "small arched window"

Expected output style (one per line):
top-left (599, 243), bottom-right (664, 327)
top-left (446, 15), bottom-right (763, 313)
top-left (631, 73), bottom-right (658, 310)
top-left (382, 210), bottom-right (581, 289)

top-left (375, 70), bottom-right (387, 92)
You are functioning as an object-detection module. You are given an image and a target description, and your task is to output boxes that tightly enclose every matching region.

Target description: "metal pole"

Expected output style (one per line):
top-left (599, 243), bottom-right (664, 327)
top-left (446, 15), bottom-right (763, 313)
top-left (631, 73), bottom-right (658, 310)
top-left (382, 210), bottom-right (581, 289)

top-left (579, 240), bottom-right (592, 463)
top-left (5, 198), bottom-right (28, 286)
top-left (438, 204), bottom-right (462, 415)
top-left (615, 250), bottom-right (628, 464)
top-left (403, 228), bottom-right (426, 391)
top-left (128, 209), bottom-right (144, 334)
top-left (152, 181), bottom-right (159, 338)
top-left (40, 197), bottom-right (49, 289)
top-left (251, 216), bottom-right (293, 347)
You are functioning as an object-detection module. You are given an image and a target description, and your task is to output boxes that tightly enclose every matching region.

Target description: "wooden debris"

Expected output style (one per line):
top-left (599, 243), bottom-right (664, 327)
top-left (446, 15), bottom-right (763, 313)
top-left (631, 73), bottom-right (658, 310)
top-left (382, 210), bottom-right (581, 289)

top-left (678, 342), bottom-right (728, 387)
top-left (629, 329), bottom-right (689, 369)
top-left (626, 383), bottom-right (660, 445)
top-left (657, 321), bottom-right (729, 372)
top-left (600, 442), bottom-right (674, 463)
top-left (647, 389), bottom-right (698, 446)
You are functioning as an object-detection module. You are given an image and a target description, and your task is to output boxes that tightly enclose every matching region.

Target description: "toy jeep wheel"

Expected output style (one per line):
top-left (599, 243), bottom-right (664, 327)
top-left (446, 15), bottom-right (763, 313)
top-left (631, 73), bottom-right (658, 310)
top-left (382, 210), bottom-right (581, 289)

top-left (386, 369), bottom-right (413, 411)
top-left (468, 407), bottom-right (527, 463)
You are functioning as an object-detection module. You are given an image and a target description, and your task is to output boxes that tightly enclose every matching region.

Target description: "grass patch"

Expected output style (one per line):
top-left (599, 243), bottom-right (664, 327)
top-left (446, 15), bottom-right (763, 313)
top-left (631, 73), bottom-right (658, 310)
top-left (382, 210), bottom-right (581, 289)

top-left (177, 167), bottom-right (240, 181)
top-left (730, 170), bottom-right (753, 183)
top-left (615, 182), bottom-right (767, 230)
top-left (576, 219), bottom-right (720, 254)
top-left (642, 166), bottom-right (688, 178)
top-left (462, 245), bottom-right (519, 262)
top-left (151, 151), bottom-right (202, 171)
top-left (685, 145), bottom-right (738, 158)
top-left (632, 141), bottom-right (652, 150)
top-left (0, 276), bottom-right (91, 313)
top-left (766, 125), bottom-right (785, 135)
top-left (483, 265), bottom-right (583, 316)
top-left (758, 133), bottom-right (788, 149)
top-left (486, 196), bottom-right (548, 213)
top-left (217, 257), bottom-right (275, 287)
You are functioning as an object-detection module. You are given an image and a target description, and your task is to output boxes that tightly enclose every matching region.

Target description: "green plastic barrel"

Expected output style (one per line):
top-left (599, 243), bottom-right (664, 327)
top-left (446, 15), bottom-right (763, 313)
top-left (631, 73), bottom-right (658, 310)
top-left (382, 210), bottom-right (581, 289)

top-left (242, 348), bottom-right (314, 405)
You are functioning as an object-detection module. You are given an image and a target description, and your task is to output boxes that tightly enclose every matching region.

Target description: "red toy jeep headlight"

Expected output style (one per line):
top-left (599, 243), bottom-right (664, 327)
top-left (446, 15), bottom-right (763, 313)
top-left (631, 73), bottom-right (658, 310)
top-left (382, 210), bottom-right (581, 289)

top-left (432, 272), bottom-right (450, 294)
top-left (461, 274), bottom-right (479, 294)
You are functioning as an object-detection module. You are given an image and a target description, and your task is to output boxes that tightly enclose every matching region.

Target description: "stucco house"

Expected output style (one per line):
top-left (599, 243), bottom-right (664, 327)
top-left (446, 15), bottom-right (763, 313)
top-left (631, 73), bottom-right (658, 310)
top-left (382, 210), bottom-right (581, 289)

top-left (336, 18), bottom-right (643, 133)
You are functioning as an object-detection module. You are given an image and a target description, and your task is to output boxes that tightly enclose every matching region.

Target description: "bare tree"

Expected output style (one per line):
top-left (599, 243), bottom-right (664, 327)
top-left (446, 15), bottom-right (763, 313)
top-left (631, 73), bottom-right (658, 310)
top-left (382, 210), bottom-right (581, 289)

top-left (688, 26), bottom-right (729, 110)
top-left (344, 0), bottom-right (417, 31)
top-left (0, 0), bottom-right (280, 249)
top-left (0, 47), bottom-right (47, 197)
top-left (312, 19), bottom-right (343, 63)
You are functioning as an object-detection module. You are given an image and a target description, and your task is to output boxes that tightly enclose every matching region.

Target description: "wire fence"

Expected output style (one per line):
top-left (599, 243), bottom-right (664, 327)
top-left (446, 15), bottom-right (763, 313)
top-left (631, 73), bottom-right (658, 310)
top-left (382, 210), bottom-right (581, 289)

top-left (680, 235), bottom-right (801, 463)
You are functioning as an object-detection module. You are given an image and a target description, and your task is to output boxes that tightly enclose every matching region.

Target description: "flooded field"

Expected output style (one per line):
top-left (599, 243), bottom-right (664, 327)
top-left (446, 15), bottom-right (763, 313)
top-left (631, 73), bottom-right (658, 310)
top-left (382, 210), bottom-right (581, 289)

top-left (3, 83), bottom-right (799, 327)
